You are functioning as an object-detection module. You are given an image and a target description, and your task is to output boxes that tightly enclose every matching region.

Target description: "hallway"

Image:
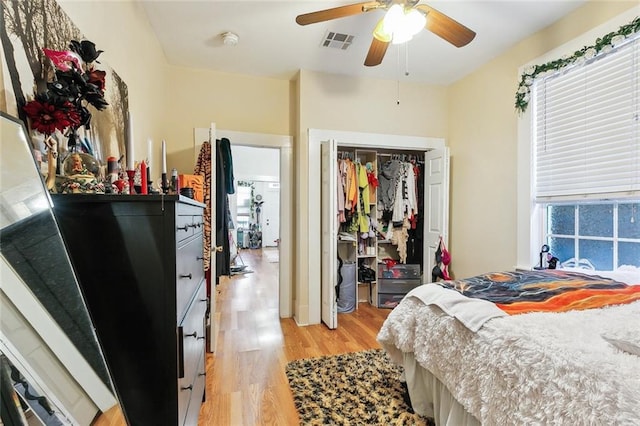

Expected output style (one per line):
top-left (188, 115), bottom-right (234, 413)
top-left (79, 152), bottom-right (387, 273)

top-left (198, 248), bottom-right (390, 425)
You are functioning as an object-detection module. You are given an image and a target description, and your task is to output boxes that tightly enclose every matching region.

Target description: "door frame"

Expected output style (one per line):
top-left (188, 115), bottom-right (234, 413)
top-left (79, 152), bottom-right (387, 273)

top-left (308, 128), bottom-right (445, 325)
top-left (195, 128), bottom-right (293, 318)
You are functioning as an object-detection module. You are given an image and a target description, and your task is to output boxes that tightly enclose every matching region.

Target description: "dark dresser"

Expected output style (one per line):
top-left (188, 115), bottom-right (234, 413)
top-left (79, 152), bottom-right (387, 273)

top-left (52, 194), bottom-right (207, 426)
top-left (377, 263), bottom-right (421, 308)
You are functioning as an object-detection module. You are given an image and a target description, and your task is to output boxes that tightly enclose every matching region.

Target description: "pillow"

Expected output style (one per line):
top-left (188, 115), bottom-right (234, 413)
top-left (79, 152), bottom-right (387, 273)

top-left (602, 330), bottom-right (640, 356)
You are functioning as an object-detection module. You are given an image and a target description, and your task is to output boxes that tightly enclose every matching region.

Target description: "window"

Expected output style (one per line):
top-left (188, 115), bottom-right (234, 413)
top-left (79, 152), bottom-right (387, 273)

top-left (545, 202), bottom-right (639, 269)
top-left (236, 185), bottom-right (252, 230)
top-left (531, 32), bottom-right (639, 270)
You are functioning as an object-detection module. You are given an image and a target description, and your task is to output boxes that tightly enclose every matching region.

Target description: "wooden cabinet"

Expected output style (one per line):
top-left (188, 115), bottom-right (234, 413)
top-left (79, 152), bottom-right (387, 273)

top-left (52, 194), bottom-right (207, 426)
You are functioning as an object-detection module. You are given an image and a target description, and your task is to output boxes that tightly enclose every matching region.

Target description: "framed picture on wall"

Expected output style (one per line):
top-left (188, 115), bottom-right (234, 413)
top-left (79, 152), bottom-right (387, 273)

top-left (0, 0), bottom-right (129, 168)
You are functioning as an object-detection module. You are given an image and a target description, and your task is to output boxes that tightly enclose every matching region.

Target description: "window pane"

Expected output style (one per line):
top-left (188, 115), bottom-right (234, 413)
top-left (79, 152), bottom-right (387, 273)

top-left (619, 242), bottom-right (640, 268)
top-left (618, 203), bottom-right (640, 239)
top-left (548, 237), bottom-right (574, 264)
top-left (578, 239), bottom-right (613, 270)
top-left (578, 204), bottom-right (613, 237)
top-left (548, 205), bottom-right (575, 235)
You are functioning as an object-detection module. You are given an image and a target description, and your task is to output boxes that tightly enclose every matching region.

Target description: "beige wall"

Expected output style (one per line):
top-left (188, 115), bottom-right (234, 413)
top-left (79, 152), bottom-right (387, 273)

top-left (163, 66), bottom-right (291, 174)
top-left (447, 0), bottom-right (638, 279)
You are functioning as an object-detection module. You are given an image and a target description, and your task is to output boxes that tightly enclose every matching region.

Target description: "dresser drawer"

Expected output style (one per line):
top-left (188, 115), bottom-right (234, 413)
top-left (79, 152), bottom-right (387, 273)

top-left (378, 279), bottom-right (421, 294)
top-left (182, 352), bottom-right (206, 426)
top-left (378, 263), bottom-right (421, 280)
top-left (176, 235), bottom-right (205, 321)
top-left (176, 214), bottom-right (196, 242)
top-left (378, 293), bottom-right (405, 309)
top-left (177, 281), bottom-right (206, 406)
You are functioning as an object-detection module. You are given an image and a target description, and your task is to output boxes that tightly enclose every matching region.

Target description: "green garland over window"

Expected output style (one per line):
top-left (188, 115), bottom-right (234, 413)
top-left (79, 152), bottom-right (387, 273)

top-left (515, 16), bottom-right (640, 114)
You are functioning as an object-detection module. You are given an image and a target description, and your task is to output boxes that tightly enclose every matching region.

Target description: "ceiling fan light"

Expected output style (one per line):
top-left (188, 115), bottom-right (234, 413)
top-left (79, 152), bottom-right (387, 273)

top-left (391, 30), bottom-right (413, 45)
top-left (383, 4), bottom-right (404, 34)
top-left (405, 9), bottom-right (426, 36)
top-left (373, 19), bottom-right (392, 42)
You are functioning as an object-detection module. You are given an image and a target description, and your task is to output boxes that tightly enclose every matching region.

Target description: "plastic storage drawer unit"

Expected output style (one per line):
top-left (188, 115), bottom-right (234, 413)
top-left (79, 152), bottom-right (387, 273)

top-left (378, 263), bottom-right (421, 280)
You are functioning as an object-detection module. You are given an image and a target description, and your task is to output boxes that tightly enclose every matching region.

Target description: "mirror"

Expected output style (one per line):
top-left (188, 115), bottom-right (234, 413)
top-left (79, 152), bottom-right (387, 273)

top-left (0, 112), bottom-right (123, 425)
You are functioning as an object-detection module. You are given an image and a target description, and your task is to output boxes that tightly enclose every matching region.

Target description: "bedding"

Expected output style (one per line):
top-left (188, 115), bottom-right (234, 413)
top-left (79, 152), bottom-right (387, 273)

top-left (438, 269), bottom-right (640, 314)
top-left (377, 269), bottom-right (640, 425)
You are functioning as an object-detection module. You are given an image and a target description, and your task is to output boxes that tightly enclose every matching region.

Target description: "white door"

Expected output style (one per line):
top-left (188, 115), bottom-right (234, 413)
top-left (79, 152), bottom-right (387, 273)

top-left (424, 148), bottom-right (450, 282)
top-left (321, 140), bottom-right (337, 329)
top-left (261, 183), bottom-right (280, 247)
top-left (208, 122), bottom-right (217, 352)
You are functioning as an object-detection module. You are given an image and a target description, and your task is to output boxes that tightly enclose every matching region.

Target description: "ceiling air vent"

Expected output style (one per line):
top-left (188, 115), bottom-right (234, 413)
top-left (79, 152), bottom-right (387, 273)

top-left (321, 31), bottom-right (354, 50)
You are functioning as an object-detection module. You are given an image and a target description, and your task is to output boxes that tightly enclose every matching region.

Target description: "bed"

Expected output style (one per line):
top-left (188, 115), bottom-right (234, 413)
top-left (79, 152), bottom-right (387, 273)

top-left (377, 267), bottom-right (640, 425)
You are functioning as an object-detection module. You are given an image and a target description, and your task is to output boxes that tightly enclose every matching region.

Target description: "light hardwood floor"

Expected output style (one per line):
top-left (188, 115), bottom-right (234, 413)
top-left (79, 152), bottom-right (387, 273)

top-left (198, 247), bottom-right (391, 425)
top-left (94, 248), bottom-right (391, 425)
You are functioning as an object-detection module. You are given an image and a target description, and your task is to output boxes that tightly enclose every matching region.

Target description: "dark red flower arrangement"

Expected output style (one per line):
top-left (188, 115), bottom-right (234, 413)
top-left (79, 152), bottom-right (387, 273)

top-left (23, 40), bottom-right (108, 147)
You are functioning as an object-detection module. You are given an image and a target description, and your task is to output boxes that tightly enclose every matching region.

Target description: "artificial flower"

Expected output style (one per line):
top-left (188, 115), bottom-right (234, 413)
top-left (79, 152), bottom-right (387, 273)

top-left (611, 34), bottom-right (625, 47)
top-left (87, 69), bottom-right (106, 92)
top-left (43, 48), bottom-right (83, 72)
top-left (23, 39), bottom-right (108, 143)
top-left (23, 93), bottom-right (80, 135)
top-left (69, 39), bottom-right (103, 63)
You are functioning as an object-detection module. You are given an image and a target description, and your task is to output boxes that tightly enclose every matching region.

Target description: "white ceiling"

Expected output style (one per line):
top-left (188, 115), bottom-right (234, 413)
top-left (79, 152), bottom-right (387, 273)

top-left (140, 0), bottom-right (587, 85)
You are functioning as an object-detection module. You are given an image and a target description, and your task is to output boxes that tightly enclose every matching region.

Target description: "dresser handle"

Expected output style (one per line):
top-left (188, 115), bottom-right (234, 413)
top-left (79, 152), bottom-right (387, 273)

top-left (180, 273), bottom-right (192, 279)
top-left (199, 298), bottom-right (208, 302)
top-left (177, 225), bottom-right (189, 231)
top-left (185, 331), bottom-right (197, 339)
top-left (177, 326), bottom-right (185, 378)
top-left (181, 385), bottom-right (193, 391)
top-left (196, 256), bottom-right (204, 261)
top-left (197, 336), bottom-right (205, 340)
top-left (198, 372), bottom-right (206, 377)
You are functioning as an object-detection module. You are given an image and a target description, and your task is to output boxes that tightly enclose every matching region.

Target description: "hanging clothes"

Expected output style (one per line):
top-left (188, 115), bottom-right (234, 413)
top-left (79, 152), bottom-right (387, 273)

top-left (337, 159), bottom-right (346, 223)
top-left (219, 137), bottom-right (235, 195)
top-left (194, 141), bottom-right (212, 274)
top-left (357, 162), bottom-right (370, 233)
top-left (405, 160), bottom-right (424, 266)
top-left (377, 159), bottom-right (401, 214)
top-left (343, 158), bottom-right (358, 212)
top-left (214, 138), bottom-right (233, 279)
top-left (392, 162), bottom-right (418, 223)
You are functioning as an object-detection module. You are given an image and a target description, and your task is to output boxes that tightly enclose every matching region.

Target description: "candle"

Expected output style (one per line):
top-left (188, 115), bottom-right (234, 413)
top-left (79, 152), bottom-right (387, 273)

top-left (140, 160), bottom-right (148, 195)
top-left (147, 138), bottom-right (153, 167)
top-left (146, 138), bottom-right (152, 179)
top-left (161, 140), bottom-right (167, 174)
top-left (126, 112), bottom-right (134, 170)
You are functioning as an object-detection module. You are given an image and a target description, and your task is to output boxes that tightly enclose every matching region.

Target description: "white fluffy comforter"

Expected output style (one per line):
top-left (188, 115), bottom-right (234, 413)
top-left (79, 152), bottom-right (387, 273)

top-left (377, 289), bottom-right (640, 425)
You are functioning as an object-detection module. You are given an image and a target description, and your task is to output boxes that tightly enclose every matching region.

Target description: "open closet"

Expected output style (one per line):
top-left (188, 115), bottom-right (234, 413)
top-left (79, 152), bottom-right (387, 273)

top-left (320, 136), bottom-right (449, 329)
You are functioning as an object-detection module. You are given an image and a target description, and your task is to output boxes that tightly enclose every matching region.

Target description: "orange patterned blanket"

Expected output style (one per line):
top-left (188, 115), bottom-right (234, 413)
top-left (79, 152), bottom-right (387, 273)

top-left (438, 270), bottom-right (640, 315)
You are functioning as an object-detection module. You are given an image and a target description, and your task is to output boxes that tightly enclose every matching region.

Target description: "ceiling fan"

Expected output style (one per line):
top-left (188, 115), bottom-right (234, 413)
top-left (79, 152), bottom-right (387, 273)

top-left (296, 0), bottom-right (476, 67)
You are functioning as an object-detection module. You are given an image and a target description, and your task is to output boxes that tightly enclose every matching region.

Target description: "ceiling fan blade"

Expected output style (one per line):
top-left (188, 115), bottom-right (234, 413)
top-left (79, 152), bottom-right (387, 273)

top-left (416, 4), bottom-right (476, 47)
top-left (296, 2), bottom-right (378, 26)
top-left (364, 37), bottom-right (389, 67)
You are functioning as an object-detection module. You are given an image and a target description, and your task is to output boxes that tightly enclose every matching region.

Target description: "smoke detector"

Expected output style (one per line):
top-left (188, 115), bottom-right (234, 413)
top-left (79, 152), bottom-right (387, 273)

top-left (221, 31), bottom-right (239, 46)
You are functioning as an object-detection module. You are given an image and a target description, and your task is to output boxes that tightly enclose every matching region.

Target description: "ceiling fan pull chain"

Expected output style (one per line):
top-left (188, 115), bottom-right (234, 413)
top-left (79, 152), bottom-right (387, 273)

top-left (396, 46), bottom-right (401, 105)
top-left (405, 42), bottom-right (410, 76)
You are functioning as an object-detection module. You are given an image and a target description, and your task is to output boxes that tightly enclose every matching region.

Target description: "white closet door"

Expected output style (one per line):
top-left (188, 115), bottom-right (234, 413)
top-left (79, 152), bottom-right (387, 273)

top-left (321, 140), bottom-right (337, 329)
top-left (424, 148), bottom-right (450, 282)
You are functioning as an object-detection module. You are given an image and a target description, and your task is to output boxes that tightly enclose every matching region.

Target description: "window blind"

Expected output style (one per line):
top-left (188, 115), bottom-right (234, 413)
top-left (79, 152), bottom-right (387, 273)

top-left (533, 36), bottom-right (640, 201)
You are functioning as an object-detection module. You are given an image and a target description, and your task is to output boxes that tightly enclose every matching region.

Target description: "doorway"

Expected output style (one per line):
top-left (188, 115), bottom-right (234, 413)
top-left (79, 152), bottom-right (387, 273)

top-left (229, 145), bottom-right (281, 251)
top-left (195, 128), bottom-right (292, 318)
